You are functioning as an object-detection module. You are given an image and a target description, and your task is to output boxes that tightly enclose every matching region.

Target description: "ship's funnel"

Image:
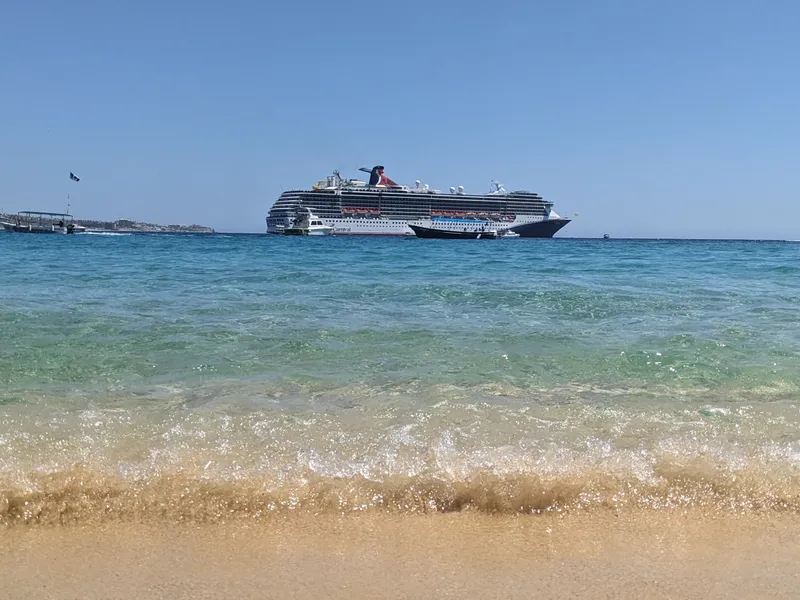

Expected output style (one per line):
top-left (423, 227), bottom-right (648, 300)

top-left (369, 165), bottom-right (397, 186)
top-left (358, 165), bottom-right (397, 186)
top-left (358, 165), bottom-right (378, 185)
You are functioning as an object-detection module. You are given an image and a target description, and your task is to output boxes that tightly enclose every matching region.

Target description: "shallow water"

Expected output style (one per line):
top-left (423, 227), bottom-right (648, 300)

top-left (2, 235), bottom-right (800, 524)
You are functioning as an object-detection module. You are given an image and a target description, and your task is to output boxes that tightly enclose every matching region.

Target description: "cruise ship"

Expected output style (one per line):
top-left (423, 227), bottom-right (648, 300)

top-left (266, 166), bottom-right (571, 237)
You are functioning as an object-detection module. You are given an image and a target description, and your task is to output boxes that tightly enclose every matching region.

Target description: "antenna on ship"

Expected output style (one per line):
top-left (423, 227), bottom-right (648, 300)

top-left (415, 180), bottom-right (420, 189)
top-left (449, 186), bottom-right (456, 194)
top-left (457, 185), bottom-right (464, 195)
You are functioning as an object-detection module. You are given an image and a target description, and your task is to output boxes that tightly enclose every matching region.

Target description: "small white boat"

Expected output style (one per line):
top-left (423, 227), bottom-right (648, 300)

top-left (500, 229), bottom-right (520, 238)
top-left (282, 208), bottom-right (333, 236)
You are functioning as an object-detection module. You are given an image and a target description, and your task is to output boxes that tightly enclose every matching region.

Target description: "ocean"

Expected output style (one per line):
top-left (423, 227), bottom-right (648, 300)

top-left (2, 232), bottom-right (800, 598)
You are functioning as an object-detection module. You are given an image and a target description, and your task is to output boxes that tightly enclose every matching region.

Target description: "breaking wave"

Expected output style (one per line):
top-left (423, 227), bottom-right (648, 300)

top-left (4, 454), bottom-right (800, 525)
top-left (4, 384), bottom-right (800, 526)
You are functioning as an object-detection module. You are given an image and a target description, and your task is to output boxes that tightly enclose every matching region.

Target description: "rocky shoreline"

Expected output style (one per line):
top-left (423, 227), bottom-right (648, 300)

top-left (0, 214), bottom-right (215, 233)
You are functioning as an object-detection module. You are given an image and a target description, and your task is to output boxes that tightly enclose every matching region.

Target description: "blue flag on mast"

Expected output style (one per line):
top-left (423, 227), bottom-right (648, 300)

top-left (69, 172), bottom-right (80, 182)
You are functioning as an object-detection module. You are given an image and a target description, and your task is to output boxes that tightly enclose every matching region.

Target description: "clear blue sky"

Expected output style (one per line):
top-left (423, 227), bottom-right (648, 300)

top-left (2, 0), bottom-right (798, 237)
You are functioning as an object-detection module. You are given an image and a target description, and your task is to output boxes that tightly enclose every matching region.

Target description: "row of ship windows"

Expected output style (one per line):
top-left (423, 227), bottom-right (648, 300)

top-left (272, 212), bottom-right (425, 218)
top-left (270, 212), bottom-right (538, 220)
top-left (270, 212), bottom-right (542, 221)
top-left (284, 198), bottom-right (544, 204)
top-left (279, 199), bottom-right (546, 205)
top-left (282, 204), bottom-right (541, 212)
top-left (275, 201), bottom-right (544, 209)
top-left (290, 213), bottom-right (543, 219)
top-left (339, 221), bottom-right (402, 226)
top-left (267, 217), bottom-right (403, 224)
top-left (285, 192), bottom-right (545, 201)
top-left (276, 208), bottom-right (544, 216)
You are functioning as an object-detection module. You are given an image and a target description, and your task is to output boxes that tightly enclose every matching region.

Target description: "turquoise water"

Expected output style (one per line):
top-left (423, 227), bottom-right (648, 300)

top-left (2, 233), bottom-right (800, 522)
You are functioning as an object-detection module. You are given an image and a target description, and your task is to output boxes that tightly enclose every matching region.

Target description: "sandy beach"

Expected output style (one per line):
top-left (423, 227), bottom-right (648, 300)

top-left (3, 510), bottom-right (799, 599)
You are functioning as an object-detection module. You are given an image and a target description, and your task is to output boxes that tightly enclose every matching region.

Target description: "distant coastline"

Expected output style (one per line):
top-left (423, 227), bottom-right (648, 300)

top-left (0, 213), bottom-right (215, 234)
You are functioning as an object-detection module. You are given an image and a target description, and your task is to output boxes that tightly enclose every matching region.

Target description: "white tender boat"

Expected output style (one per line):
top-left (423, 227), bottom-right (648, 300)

top-left (282, 208), bottom-right (333, 236)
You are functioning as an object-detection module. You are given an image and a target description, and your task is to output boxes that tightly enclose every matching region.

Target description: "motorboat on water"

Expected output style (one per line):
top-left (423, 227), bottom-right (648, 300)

top-left (1, 211), bottom-right (86, 234)
top-left (408, 220), bottom-right (499, 239)
top-left (282, 208), bottom-right (334, 236)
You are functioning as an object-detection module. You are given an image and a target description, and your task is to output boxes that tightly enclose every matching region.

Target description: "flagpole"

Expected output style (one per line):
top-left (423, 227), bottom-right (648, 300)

top-left (68, 172), bottom-right (80, 215)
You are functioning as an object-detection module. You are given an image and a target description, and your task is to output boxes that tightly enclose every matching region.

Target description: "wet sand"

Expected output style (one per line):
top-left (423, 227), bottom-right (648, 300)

top-left (3, 510), bottom-right (799, 599)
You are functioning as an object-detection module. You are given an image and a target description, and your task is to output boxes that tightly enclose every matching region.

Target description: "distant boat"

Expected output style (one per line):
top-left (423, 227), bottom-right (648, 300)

top-left (409, 221), bottom-right (499, 239)
top-left (603, 233), bottom-right (610, 239)
top-left (500, 230), bottom-right (520, 238)
top-left (282, 208), bottom-right (333, 236)
top-left (1, 211), bottom-right (85, 234)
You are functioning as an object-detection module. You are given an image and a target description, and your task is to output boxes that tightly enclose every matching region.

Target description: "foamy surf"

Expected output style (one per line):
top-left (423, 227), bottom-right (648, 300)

top-left (4, 461), bottom-right (800, 526)
top-left (3, 393), bottom-right (800, 525)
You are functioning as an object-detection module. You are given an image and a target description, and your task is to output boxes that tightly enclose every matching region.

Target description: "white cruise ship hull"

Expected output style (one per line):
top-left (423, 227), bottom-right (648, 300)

top-left (267, 215), bottom-right (569, 238)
